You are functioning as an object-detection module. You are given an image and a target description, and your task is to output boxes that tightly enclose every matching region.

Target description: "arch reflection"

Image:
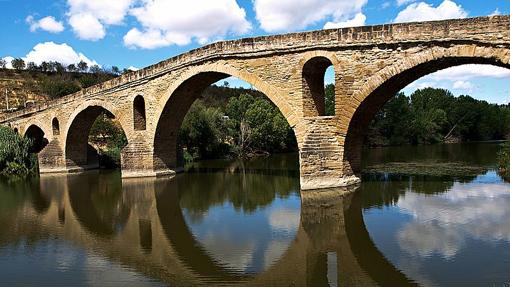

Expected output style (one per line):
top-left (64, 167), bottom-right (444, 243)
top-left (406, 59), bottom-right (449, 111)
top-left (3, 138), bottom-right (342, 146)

top-left (0, 169), bottom-right (432, 286)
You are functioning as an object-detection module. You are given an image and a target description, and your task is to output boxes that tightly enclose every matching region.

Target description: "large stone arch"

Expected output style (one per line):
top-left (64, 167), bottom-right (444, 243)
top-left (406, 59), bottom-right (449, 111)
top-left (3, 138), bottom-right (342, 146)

top-left (64, 101), bottom-right (129, 171)
top-left (152, 63), bottom-right (298, 174)
top-left (342, 44), bottom-right (510, 175)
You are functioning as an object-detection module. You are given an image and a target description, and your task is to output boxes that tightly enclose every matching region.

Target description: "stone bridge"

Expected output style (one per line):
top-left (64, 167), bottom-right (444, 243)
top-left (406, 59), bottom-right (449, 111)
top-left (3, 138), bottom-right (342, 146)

top-left (1, 15), bottom-right (510, 190)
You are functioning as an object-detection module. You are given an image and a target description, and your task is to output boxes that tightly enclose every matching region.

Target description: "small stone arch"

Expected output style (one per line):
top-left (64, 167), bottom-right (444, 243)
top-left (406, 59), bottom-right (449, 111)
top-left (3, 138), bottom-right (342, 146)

top-left (52, 118), bottom-right (60, 136)
top-left (302, 56), bottom-right (335, 117)
top-left (64, 101), bottom-right (129, 170)
top-left (24, 124), bottom-right (48, 153)
top-left (133, 95), bottom-right (146, 131)
top-left (342, 44), bottom-right (510, 175)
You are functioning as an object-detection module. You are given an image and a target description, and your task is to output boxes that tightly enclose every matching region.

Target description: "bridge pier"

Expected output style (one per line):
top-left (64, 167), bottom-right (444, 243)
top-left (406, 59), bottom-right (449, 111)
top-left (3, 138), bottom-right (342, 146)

top-left (37, 139), bottom-right (67, 174)
top-left (299, 117), bottom-right (360, 190)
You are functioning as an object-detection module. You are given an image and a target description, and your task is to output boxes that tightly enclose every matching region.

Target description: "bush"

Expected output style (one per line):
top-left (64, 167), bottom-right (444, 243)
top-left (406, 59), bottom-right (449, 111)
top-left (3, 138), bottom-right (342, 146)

top-left (0, 127), bottom-right (37, 175)
top-left (498, 142), bottom-right (510, 181)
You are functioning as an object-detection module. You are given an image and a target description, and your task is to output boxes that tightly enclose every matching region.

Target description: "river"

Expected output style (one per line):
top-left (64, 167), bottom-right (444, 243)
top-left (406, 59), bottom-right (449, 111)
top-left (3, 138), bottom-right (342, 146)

top-left (0, 142), bottom-right (508, 286)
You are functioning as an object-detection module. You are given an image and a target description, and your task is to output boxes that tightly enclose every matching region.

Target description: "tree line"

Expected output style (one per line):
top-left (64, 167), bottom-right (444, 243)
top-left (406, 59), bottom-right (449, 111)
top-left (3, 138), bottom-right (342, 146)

top-left (362, 88), bottom-right (510, 146)
top-left (0, 57), bottom-right (131, 75)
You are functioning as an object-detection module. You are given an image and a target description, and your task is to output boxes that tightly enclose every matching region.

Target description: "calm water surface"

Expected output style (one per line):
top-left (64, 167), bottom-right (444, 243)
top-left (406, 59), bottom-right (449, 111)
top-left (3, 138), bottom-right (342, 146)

top-left (0, 143), bottom-right (509, 286)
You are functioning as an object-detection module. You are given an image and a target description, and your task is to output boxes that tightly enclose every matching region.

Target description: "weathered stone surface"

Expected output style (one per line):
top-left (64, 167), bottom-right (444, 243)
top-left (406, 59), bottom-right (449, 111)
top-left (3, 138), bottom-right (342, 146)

top-left (1, 15), bottom-right (510, 190)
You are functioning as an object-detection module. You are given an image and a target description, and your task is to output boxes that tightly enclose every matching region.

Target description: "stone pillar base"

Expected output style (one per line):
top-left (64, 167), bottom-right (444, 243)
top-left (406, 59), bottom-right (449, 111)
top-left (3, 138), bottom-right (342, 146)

top-left (300, 174), bottom-right (361, 190)
top-left (121, 167), bottom-right (183, 179)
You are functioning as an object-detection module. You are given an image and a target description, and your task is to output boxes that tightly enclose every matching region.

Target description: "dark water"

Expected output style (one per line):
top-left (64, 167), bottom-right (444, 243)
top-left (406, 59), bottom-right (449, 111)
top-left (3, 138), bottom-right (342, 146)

top-left (0, 143), bottom-right (508, 286)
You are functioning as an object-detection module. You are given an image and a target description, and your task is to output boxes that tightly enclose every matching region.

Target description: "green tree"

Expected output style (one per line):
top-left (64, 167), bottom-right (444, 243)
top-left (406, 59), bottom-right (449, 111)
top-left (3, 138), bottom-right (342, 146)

top-left (11, 58), bottom-right (25, 71)
top-left (325, 84), bottom-right (335, 116)
top-left (77, 61), bottom-right (88, 72)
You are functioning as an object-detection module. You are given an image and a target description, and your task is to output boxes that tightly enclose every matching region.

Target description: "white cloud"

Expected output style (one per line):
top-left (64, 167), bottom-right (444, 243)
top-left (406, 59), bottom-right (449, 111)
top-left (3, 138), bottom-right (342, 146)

top-left (124, 0), bottom-right (251, 49)
top-left (127, 66), bottom-right (139, 71)
top-left (490, 8), bottom-right (501, 16)
top-left (26, 16), bottom-right (64, 33)
top-left (23, 42), bottom-right (99, 67)
top-left (394, 0), bottom-right (467, 23)
top-left (452, 80), bottom-right (474, 91)
top-left (396, 0), bottom-right (415, 6)
top-left (68, 13), bottom-right (105, 41)
top-left (253, 0), bottom-right (367, 32)
top-left (324, 13), bottom-right (367, 29)
top-left (2, 56), bottom-right (14, 69)
top-left (430, 65), bottom-right (510, 81)
top-left (67, 0), bottom-right (134, 40)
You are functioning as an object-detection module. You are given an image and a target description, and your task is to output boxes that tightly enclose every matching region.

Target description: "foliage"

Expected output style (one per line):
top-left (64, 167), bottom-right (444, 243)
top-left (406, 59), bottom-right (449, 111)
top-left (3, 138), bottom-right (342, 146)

top-left (498, 142), bottom-right (510, 181)
top-left (89, 113), bottom-right (128, 168)
top-left (366, 88), bottom-right (510, 146)
top-left (11, 58), bottom-right (25, 71)
top-left (325, 83), bottom-right (335, 116)
top-left (178, 89), bottom-right (297, 161)
top-left (0, 127), bottom-right (37, 175)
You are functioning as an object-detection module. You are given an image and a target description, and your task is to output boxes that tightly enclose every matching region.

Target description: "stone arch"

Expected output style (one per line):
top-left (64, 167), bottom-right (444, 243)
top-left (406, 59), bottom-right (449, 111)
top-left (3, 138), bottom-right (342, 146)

top-left (300, 53), bottom-right (339, 117)
top-left (64, 101), bottom-right (128, 171)
top-left (52, 117), bottom-right (60, 136)
top-left (24, 124), bottom-right (49, 153)
top-left (342, 44), bottom-right (510, 175)
top-left (152, 64), bottom-right (297, 173)
top-left (133, 95), bottom-right (146, 131)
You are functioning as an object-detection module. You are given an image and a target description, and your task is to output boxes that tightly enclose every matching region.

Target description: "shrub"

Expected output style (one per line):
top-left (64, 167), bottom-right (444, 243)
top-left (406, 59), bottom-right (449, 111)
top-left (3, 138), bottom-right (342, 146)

top-left (498, 142), bottom-right (510, 181)
top-left (0, 127), bottom-right (37, 175)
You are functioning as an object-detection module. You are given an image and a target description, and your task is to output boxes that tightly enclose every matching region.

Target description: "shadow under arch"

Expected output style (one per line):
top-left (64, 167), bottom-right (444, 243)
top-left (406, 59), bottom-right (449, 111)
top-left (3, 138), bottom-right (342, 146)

top-left (64, 104), bottom-right (128, 170)
top-left (67, 172), bottom-right (131, 238)
top-left (24, 124), bottom-right (49, 153)
top-left (344, 50), bottom-right (510, 175)
top-left (152, 66), bottom-right (297, 173)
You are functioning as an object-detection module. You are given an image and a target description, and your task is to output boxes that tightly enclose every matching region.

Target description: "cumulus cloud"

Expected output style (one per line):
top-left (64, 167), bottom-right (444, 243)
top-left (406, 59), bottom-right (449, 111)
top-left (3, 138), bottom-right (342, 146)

top-left (452, 80), bottom-right (474, 91)
top-left (253, 0), bottom-right (367, 32)
top-left (124, 0), bottom-right (251, 49)
top-left (26, 16), bottom-right (64, 33)
top-left (67, 0), bottom-right (133, 40)
top-left (324, 13), bottom-right (367, 29)
top-left (24, 42), bottom-right (99, 67)
top-left (394, 0), bottom-right (467, 23)
top-left (68, 13), bottom-right (105, 41)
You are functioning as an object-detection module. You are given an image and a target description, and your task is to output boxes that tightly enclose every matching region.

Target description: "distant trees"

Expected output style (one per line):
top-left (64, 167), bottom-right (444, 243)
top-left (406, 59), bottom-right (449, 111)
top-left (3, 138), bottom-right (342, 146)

top-left (365, 88), bottom-right (510, 146)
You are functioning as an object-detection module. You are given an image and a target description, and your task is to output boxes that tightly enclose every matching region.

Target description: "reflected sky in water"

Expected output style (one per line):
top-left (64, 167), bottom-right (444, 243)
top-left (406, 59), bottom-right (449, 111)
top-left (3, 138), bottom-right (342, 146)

top-left (0, 143), bottom-right (510, 286)
top-left (363, 144), bottom-right (510, 287)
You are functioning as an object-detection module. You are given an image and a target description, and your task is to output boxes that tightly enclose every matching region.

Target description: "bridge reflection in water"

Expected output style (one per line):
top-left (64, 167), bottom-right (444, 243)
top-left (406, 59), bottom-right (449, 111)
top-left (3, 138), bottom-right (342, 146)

top-left (0, 169), bottom-right (418, 287)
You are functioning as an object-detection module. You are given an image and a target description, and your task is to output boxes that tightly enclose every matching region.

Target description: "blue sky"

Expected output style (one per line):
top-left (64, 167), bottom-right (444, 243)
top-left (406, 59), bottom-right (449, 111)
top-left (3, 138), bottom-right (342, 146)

top-left (1, 0), bottom-right (509, 104)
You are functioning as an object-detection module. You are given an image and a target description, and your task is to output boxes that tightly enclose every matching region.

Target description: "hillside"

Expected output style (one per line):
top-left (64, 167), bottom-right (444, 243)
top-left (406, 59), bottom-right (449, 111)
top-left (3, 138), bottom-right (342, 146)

top-left (0, 69), bottom-right (117, 113)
